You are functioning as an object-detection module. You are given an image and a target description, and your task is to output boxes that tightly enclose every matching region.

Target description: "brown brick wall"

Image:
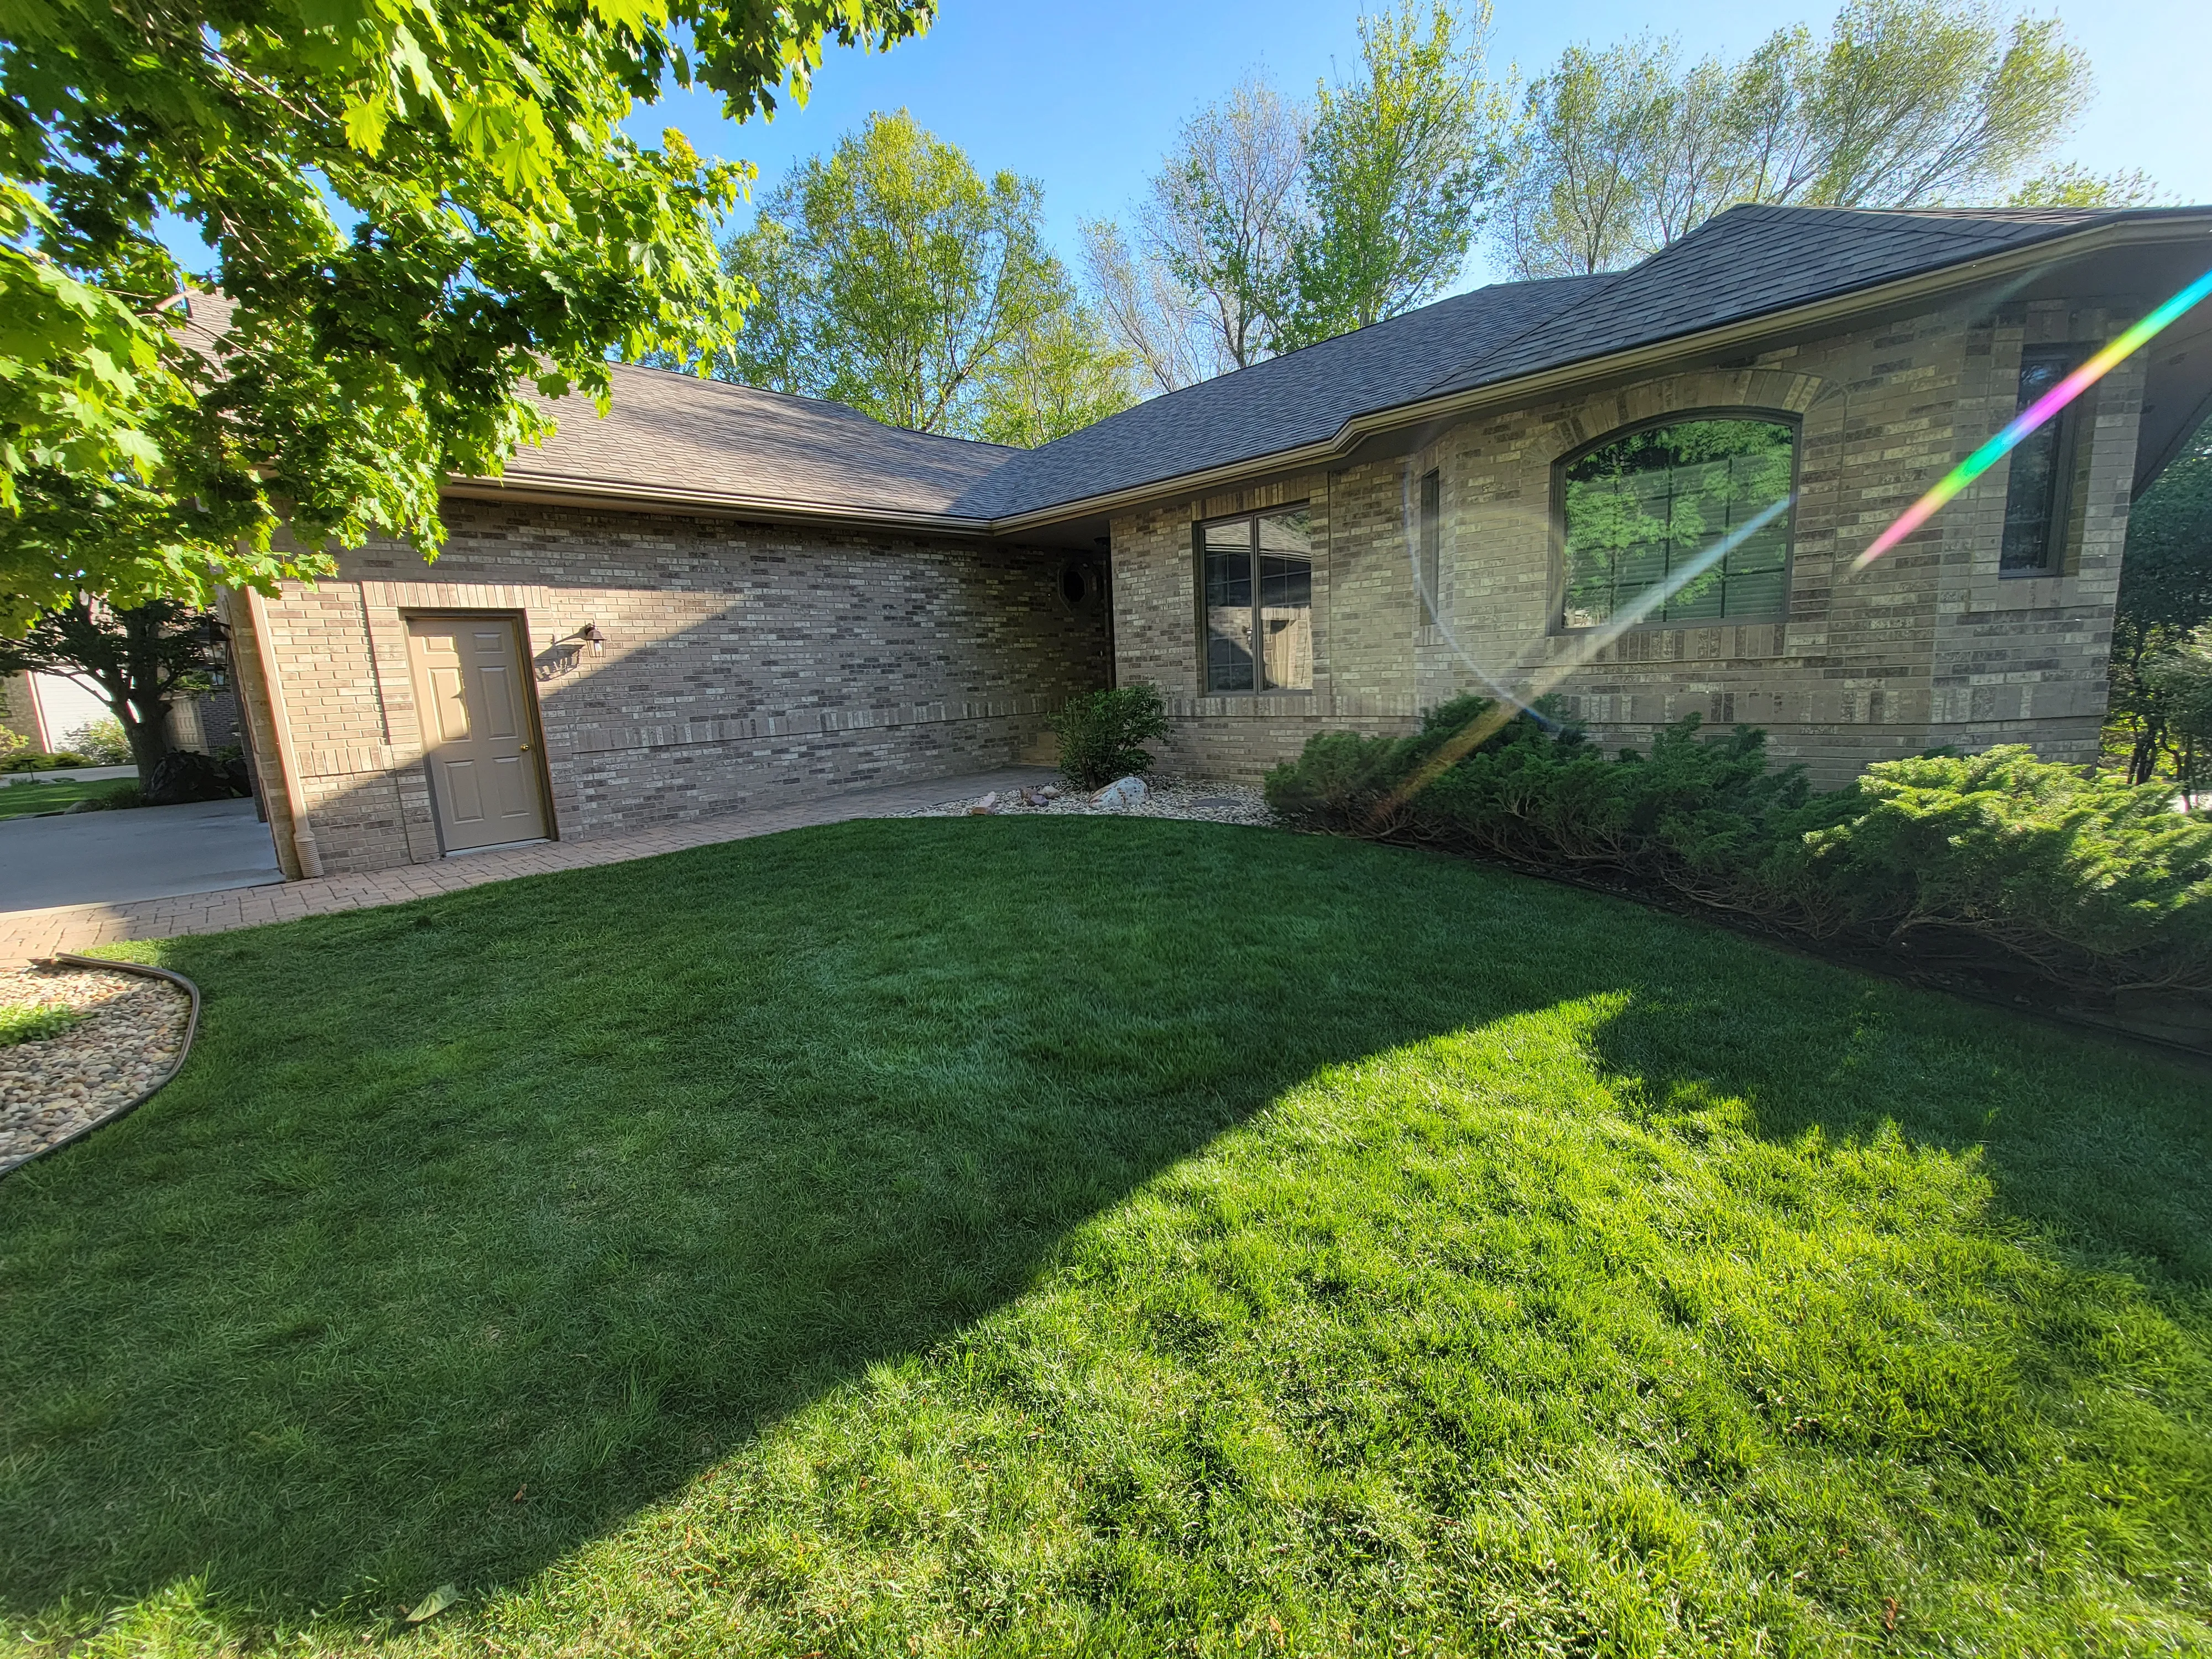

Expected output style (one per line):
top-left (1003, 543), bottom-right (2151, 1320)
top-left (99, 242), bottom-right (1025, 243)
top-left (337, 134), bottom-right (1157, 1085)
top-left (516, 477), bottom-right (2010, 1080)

top-left (251, 500), bottom-right (1109, 873)
top-left (1109, 291), bottom-right (2146, 787)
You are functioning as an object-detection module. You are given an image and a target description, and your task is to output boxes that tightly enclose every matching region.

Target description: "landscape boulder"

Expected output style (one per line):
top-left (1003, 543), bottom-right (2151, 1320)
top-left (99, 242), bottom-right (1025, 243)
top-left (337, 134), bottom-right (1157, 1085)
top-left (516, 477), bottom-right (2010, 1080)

top-left (1092, 776), bottom-right (1148, 810)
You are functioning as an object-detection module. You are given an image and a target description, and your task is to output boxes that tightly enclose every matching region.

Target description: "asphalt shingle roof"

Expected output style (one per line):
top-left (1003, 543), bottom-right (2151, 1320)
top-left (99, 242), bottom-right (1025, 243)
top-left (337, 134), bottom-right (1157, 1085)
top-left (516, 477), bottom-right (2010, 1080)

top-left (950, 274), bottom-right (1605, 518)
top-left (194, 202), bottom-right (2167, 525)
top-left (503, 365), bottom-right (1017, 519)
top-left (1422, 202), bottom-right (2124, 400)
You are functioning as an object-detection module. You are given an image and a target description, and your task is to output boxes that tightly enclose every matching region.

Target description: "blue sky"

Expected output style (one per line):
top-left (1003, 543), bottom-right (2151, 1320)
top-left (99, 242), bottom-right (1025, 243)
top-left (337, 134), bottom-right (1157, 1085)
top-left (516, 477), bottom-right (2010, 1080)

top-left (630, 0), bottom-right (2206, 284)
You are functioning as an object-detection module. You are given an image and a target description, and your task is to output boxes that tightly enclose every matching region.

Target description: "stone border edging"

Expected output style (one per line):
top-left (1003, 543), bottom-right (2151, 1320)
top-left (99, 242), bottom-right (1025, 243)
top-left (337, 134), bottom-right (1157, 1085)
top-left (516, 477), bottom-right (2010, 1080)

top-left (2, 953), bottom-right (202, 1178)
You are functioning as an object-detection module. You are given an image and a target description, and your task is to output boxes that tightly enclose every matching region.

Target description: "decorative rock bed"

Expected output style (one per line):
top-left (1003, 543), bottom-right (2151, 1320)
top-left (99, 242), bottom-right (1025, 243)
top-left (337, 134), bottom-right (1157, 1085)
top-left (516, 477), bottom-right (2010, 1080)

top-left (905, 775), bottom-right (1278, 827)
top-left (1, 960), bottom-right (194, 1174)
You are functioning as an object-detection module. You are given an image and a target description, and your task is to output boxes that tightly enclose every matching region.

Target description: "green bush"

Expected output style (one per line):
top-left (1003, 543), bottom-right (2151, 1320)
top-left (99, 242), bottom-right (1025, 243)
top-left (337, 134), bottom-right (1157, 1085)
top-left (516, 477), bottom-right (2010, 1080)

top-left (1266, 696), bottom-right (2212, 995)
top-left (1049, 684), bottom-right (1170, 791)
top-left (63, 716), bottom-right (132, 766)
top-left (1, 749), bottom-right (92, 772)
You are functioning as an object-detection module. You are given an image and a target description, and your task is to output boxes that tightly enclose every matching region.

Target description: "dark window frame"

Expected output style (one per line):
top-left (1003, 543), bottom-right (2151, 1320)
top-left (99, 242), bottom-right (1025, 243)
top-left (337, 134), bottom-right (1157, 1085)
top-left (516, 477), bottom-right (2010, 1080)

top-left (1548, 406), bottom-right (1803, 635)
top-left (1418, 469), bottom-right (1442, 627)
top-left (1192, 502), bottom-right (1316, 696)
top-left (1999, 346), bottom-right (2087, 579)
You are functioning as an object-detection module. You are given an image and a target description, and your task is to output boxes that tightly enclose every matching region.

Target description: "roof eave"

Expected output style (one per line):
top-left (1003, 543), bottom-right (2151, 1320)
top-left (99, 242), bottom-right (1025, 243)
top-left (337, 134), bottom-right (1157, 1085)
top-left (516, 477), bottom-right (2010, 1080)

top-left (986, 211), bottom-right (2212, 534)
top-left (441, 471), bottom-right (998, 538)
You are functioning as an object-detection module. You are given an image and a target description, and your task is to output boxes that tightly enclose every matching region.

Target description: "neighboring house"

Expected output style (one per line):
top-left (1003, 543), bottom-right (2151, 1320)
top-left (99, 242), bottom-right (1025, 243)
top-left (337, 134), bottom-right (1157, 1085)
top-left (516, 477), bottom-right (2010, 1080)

top-left (0, 670), bottom-right (239, 759)
top-left (218, 202), bottom-right (2212, 879)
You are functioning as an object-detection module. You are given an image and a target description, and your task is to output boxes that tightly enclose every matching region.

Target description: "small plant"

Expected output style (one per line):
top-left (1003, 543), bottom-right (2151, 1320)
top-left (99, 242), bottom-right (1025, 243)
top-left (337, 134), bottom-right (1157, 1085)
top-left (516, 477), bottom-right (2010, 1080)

top-left (0, 1005), bottom-right (82, 1047)
top-left (1048, 684), bottom-right (1170, 791)
top-left (63, 716), bottom-right (132, 766)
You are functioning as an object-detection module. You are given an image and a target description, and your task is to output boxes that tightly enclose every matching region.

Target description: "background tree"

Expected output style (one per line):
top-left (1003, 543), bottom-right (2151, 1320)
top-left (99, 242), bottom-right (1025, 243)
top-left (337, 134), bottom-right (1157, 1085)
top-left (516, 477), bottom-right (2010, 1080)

top-left (1079, 220), bottom-right (1222, 397)
top-left (2007, 162), bottom-right (2159, 209)
top-left (1138, 77), bottom-right (1308, 374)
top-left (1089, 6), bottom-right (1510, 380)
top-left (0, 597), bottom-right (225, 785)
top-left (2107, 421), bottom-right (2212, 787)
top-left (0, 0), bottom-right (929, 633)
top-left (1501, 0), bottom-right (2124, 279)
top-left (974, 304), bottom-right (1137, 448)
top-left (1277, 1), bottom-right (1508, 347)
top-left (718, 111), bottom-right (1125, 441)
top-left (1500, 41), bottom-right (1679, 278)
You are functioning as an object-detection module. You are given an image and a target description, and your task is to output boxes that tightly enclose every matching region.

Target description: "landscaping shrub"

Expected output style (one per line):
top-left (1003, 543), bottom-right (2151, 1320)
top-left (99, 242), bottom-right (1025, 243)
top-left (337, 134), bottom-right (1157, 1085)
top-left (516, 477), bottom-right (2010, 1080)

top-left (1049, 682), bottom-right (1170, 790)
top-left (1266, 696), bottom-right (2212, 995)
top-left (1, 749), bottom-right (92, 772)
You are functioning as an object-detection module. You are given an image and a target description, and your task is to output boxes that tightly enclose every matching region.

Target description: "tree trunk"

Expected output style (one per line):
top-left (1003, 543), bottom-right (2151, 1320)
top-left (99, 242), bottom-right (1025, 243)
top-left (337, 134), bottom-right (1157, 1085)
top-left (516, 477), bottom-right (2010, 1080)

top-left (2128, 726), bottom-right (2160, 787)
top-left (119, 699), bottom-right (172, 789)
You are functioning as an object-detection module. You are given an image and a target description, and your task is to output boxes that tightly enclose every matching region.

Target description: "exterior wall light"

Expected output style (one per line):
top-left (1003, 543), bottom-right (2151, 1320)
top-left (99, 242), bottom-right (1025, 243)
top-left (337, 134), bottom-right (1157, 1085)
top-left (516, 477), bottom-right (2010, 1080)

top-left (580, 623), bottom-right (606, 654)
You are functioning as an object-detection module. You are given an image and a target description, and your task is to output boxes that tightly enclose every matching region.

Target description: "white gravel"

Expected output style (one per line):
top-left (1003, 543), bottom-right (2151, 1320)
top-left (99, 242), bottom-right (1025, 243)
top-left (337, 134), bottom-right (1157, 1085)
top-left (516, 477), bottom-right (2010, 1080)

top-left (1, 962), bottom-right (191, 1174)
top-left (902, 775), bottom-right (1278, 827)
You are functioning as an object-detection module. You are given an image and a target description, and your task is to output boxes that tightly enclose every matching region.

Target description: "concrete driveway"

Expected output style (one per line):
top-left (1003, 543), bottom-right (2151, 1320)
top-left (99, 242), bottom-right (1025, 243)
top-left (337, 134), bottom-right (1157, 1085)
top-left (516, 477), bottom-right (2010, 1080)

top-left (0, 797), bottom-right (281, 914)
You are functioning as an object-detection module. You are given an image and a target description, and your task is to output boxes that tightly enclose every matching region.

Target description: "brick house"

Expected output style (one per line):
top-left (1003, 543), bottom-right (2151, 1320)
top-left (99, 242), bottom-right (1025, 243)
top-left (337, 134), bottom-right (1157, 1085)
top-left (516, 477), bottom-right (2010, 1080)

top-left (225, 202), bottom-right (2212, 878)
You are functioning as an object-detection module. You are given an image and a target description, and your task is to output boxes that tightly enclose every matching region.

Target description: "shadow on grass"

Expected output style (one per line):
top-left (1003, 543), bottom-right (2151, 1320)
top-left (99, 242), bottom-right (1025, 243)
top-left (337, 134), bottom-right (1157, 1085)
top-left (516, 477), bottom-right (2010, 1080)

top-left (0, 816), bottom-right (2204, 1631)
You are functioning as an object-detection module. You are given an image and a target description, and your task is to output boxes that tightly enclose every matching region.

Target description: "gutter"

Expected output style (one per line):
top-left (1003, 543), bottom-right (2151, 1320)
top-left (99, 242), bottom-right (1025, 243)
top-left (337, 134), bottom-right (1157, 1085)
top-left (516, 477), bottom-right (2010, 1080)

top-left (440, 473), bottom-right (1003, 538)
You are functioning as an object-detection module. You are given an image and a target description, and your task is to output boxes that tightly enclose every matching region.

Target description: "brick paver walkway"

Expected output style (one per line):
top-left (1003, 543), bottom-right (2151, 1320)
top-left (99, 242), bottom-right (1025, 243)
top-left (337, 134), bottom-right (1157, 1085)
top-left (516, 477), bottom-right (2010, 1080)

top-left (2, 766), bottom-right (1051, 964)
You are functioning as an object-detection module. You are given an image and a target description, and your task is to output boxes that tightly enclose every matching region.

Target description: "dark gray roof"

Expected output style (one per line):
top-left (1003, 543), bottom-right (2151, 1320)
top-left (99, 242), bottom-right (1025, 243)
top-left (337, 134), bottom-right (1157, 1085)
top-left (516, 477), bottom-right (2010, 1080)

top-left (505, 363), bottom-right (1016, 518)
top-left (970, 202), bottom-right (2137, 517)
top-left (950, 275), bottom-right (1604, 517)
top-left (1423, 202), bottom-right (2127, 399)
top-left (201, 201), bottom-right (2176, 525)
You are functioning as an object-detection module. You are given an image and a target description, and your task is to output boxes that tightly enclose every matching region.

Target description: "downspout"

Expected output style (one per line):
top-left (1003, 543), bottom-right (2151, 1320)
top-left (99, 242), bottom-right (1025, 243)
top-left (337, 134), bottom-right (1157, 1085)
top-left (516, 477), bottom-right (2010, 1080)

top-left (240, 585), bottom-right (324, 879)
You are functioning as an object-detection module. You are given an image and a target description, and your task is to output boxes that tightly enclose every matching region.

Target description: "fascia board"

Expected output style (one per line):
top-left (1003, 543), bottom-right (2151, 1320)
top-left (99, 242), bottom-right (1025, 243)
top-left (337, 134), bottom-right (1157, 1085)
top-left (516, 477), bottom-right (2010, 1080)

top-left (441, 473), bottom-right (998, 538)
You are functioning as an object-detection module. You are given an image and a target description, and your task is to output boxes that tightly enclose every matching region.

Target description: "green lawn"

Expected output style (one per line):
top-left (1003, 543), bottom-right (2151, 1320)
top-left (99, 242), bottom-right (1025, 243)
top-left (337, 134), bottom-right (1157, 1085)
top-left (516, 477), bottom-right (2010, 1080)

top-left (0, 776), bottom-right (135, 820)
top-left (1, 817), bottom-right (2206, 1656)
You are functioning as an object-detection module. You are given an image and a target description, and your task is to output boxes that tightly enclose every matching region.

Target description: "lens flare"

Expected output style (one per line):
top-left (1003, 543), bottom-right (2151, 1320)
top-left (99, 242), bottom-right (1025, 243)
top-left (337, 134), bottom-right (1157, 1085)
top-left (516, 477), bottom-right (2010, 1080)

top-left (1384, 495), bottom-right (1795, 818)
top-left (1853, 265), bottom-right (2212, 572)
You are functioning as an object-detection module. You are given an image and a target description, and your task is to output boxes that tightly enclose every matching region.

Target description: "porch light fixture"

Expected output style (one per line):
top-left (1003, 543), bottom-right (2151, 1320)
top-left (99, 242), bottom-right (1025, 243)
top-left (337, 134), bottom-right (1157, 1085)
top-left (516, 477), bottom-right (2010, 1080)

top-left (579, 623), bottom-right (606, 654)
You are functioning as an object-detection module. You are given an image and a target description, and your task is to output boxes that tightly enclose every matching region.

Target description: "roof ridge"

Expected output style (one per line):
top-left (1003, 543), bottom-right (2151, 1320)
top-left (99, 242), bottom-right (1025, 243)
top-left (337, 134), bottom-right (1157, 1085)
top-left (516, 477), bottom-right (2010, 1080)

top-left (1019, 274), bottom-right (1606, 441)
top-left (1417, 268), bottom-right (1631, 397)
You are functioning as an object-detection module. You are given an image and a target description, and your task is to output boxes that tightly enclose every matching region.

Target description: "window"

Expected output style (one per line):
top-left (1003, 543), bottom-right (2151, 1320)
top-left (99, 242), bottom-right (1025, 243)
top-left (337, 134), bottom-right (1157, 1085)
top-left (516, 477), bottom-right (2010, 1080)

top-left (2000, 348), bottom-right (2083, 576)
top-left (1558, 415), bottom-right (1796, 629)
top-left (1198, 505), bottom-right (1313, 692)
top-left (1418, 469), bottom-right (1442, 625)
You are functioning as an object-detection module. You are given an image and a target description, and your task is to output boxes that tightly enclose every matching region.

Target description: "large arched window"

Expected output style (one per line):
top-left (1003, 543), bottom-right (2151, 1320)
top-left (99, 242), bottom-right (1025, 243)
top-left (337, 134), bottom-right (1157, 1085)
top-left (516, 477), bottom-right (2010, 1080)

top-left (1557, 413), bottom-right (1797, 630)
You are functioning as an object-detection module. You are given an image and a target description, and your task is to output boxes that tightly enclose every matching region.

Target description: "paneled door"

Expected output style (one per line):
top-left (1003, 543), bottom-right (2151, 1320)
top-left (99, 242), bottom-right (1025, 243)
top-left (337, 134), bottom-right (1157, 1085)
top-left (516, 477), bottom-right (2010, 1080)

top-left (403, 614), bottom-right (551, 852)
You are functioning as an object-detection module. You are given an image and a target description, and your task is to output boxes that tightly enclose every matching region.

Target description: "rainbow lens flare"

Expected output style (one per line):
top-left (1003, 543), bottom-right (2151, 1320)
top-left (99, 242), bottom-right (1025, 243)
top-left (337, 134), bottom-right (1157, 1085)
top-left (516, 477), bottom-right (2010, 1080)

top-left (1376, 495), bottom-right (1795, 820)
top-left (1853, 265), bottom-right (2212, 572)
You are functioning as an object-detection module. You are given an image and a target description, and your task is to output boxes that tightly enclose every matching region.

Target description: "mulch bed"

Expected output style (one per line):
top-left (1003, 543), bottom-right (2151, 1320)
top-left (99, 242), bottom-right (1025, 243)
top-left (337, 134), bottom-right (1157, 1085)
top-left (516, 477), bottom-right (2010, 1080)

top-left (1, 961), bottom-right (193, 1175)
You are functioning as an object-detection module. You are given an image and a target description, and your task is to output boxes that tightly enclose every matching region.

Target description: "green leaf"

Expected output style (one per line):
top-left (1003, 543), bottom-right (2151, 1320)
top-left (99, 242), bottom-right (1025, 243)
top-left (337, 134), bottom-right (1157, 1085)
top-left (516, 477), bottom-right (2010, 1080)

top-left (405, 1582), bottom-right (460, 1623)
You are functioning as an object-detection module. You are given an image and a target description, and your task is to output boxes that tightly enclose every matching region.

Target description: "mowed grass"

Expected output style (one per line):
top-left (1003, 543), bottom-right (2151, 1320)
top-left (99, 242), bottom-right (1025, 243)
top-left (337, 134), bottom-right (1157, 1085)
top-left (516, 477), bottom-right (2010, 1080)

top-left (1, 816), bottom-right (2207, 1656)
top-left (0, 777), bottom-right (135, 820)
